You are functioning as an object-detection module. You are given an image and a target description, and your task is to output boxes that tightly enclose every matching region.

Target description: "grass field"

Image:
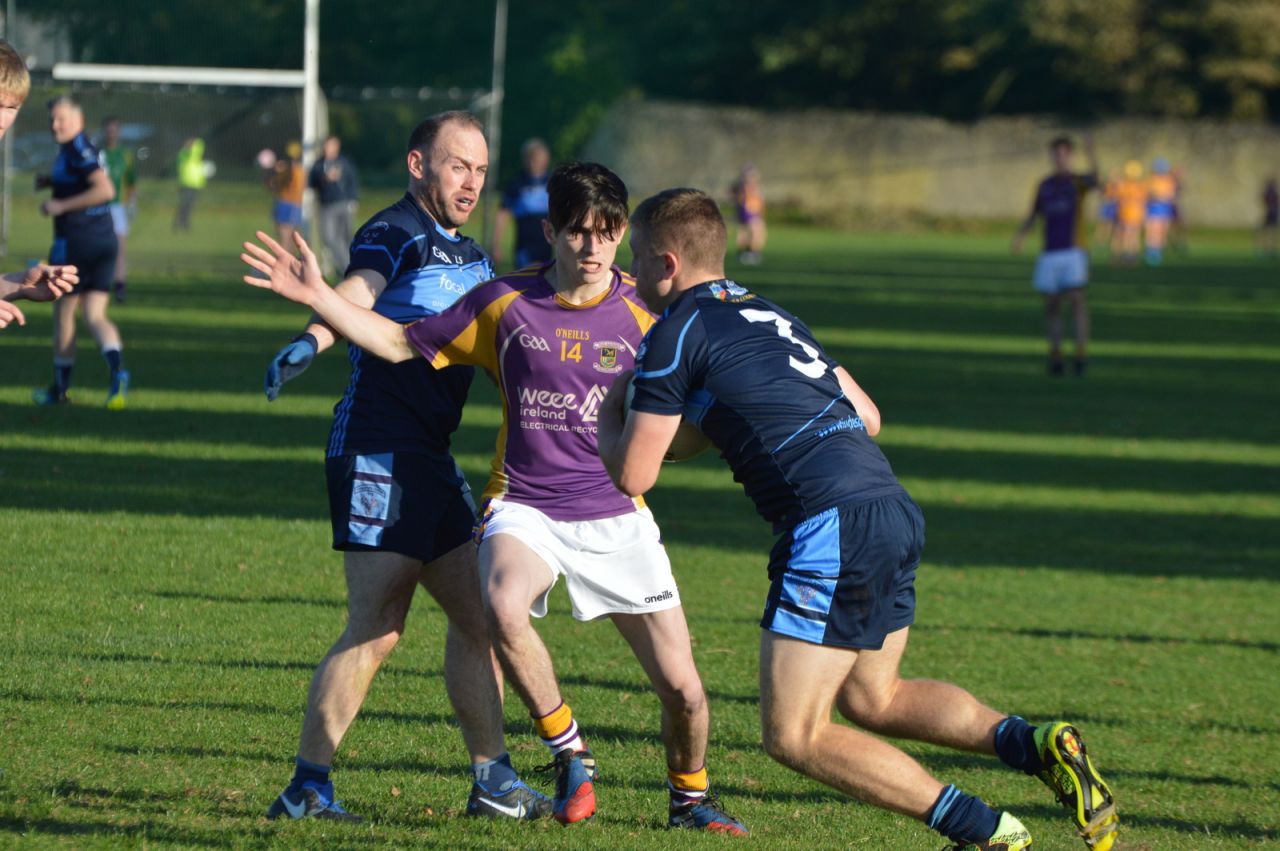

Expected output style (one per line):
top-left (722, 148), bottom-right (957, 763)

top-left (1, 183), bottom-right (1278, 849)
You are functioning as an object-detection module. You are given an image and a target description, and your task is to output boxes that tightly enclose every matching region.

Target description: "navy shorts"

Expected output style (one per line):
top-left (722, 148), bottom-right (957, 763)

top-left (761, 492), bottom-right (924, 650)
top-left (51, 236), bottom-right (117, 294)
top-left (326, 451), bottom-right (477, 564)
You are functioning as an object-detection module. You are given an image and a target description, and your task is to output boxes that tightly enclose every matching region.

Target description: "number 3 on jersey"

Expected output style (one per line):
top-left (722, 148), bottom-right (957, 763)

top-left (740, 308), bottom-right (827, 379)
top-left (560, 341), bottom-right (582, 363)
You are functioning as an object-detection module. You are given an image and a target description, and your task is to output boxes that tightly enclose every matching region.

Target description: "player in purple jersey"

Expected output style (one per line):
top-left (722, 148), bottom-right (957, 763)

top-left (1013, 136), bottom-right (1098, 377)
top-left (253, 113), bottom-right (549, 824)
top-left (242, 163), bottom-right (747, 835)
top-left (597, 188), bottom-right (1118, 851)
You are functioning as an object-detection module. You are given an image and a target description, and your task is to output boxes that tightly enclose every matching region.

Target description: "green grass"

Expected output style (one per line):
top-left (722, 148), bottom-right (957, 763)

top-left (2, 183), bottom-right (1278, 848)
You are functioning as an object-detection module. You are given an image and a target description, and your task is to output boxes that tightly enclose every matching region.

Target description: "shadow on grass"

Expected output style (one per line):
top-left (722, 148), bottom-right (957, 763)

top-left (916, 623), bottom-right (1280, 654)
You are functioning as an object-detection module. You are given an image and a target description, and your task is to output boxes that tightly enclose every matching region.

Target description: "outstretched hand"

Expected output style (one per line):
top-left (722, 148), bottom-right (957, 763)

top-left (241, 230), bottom-right (328, 307)
top-left (18, 264), bottom-right (78, 302)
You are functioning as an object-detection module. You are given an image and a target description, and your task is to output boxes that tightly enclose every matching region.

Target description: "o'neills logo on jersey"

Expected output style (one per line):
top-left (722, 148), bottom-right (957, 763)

top-left (644, 589), bottom-right (674, 604)
top-left (517, 384), bottom-right (608, 431)
top-left (592, 341), bottom-right (623, 374)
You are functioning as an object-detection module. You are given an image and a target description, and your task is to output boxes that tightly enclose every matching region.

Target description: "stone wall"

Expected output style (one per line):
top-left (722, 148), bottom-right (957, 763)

top-left (582, 99), bottom-right (1280, 227)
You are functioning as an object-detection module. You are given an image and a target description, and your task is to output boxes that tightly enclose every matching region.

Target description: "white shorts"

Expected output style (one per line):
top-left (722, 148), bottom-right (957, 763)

top-left (479, 499), bottom-right (681, 622)
top-left (1033, 248), bottom-right (1088, 294)
top-left (109, 203), bottom-right (130, 237)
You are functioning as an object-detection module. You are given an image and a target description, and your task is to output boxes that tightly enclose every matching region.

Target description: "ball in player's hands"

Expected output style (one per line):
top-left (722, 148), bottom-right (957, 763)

top-left (623, 374), bottom-right (712, 463)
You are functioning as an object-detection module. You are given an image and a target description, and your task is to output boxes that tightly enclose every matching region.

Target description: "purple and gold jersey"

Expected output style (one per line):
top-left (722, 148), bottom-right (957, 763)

top-left (405, 264), bottom-right (654, 521)
top-left (1033, 172), bottom-right (1097, 252)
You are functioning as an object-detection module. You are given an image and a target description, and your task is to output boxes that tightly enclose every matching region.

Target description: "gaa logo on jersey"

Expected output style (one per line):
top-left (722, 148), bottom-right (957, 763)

top-left (592, 341), bottom-right (623, 374)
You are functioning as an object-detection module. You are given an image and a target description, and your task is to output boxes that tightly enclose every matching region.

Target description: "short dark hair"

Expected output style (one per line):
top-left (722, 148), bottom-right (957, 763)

top-left (1050, 136), bottom-right (1074, 150)
top-left (630, 188), bottom-right (727, 271)
top-left (406, 110), bottom-right (485, 156)
top-left (546, 162), bottom-right (629, 237)
top-left (102, 115), bottom-right (120, 126)
top-left (47, 93), bottom-right (81, 112)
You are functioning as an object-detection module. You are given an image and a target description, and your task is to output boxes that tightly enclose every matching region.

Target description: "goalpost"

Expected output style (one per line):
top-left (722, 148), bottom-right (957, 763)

top-left (1, 0), bottom-right (510, 257)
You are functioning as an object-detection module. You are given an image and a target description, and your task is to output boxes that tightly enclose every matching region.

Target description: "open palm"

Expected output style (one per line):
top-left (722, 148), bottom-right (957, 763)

top-left (241, 230), bottom-right (327, 306)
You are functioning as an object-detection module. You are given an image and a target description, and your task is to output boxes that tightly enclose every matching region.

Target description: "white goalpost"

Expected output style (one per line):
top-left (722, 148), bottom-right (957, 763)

top-left (0, 0), bottom-right (509, 257)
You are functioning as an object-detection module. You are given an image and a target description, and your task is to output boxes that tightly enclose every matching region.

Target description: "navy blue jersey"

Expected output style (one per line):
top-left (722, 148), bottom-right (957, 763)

top-left (630, 279), bottom-right (904, 532)
top-left (327, 193), bottom-right (494, 458)
top-left (500, 171), bottom-right (552, 263)
top-left (50, 133), bottom-right (114, 241)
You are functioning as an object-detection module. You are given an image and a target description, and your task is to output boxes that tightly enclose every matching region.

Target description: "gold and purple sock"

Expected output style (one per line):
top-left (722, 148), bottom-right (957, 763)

top-left (668, 765), bottom-right (708, 807)
top-left (533, 701), bottom-right (584, 755)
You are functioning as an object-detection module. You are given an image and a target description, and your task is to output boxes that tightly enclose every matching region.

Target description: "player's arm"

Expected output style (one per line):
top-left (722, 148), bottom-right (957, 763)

top-left (597, 370), bottom-right (681, 497)
top-left (243, 231), bottom-right (418, 364)
top-left (40, 169), bottom-right (114, 217)
top-left (1012, 190), bottom-right (1040, 253)
top-left (1081, 133), bottom-right (1099, 184)
top-left (0, 300), bottom-right (24, 329)
top-left (834, 366), bottom-right (881, 437)
top-left (259, 269), bottom-right (388, 400)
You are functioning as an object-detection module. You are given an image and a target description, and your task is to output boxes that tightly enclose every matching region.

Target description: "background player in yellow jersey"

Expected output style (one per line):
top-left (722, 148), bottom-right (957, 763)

top-left (1111, 160), bottom-right (1146, 266)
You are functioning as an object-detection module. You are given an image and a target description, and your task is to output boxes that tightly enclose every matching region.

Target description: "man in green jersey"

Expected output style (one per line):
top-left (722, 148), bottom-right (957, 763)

top-left (100, 116), bottom-right (137, 302)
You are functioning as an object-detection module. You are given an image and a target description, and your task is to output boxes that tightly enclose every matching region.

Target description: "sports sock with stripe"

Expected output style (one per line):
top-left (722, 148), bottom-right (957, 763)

top-left (927, 784), bottom-right (1001, 845)
top-left (533, 701), bottom-right (584, 755)
top-left (667, 765), bottom-right (708, 807)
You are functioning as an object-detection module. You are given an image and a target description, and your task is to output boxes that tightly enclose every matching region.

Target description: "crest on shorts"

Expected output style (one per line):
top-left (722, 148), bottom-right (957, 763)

top-left (593, 341), bottom-right (623, 374)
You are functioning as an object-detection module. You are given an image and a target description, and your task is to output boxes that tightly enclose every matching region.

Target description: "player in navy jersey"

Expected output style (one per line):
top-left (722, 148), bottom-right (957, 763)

top-left (598, 188), bottom-right (1118, 851)
top-left (34, 95), bottom-right (127, 408)
top-left (492, 137), bottom-right (552, 270)
top-left (259, 112), bottom-right (549, 823)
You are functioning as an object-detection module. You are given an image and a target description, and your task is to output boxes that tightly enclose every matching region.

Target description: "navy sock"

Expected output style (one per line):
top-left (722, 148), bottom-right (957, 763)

top-left (54, 362), bottom-right (73, 395)
top-left (472, 752), bottom-right (520, 792)
top-left (103, 348), bottom-right (123, 378)
top-left (927, 784), bottom-right (1001, 845)
top-left (288, 757), bottom-right (331, 793)
top-left (994, 715), bottom-right (1043, 775)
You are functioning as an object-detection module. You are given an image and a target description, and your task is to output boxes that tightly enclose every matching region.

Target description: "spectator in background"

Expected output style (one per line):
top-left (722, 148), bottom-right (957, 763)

top-left (309, 134), bottom-right (360, 275)
top-left (493, 137), bottom-right (552, 269)
top-left (1259, 176), bottom-right (1279, 258)
top-left (268, 141), bottom-right (306, 248)
top-left (1143, 157), bottom-right (1177, 266)
top-left (1112, 160), bottom-right (1146, 266)
top-left (730, 165), bottom-right (766, 265)
top-left (173, 137), bottom-right (206, 232)
top-left (100, 116), bottom-right (138, 302)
